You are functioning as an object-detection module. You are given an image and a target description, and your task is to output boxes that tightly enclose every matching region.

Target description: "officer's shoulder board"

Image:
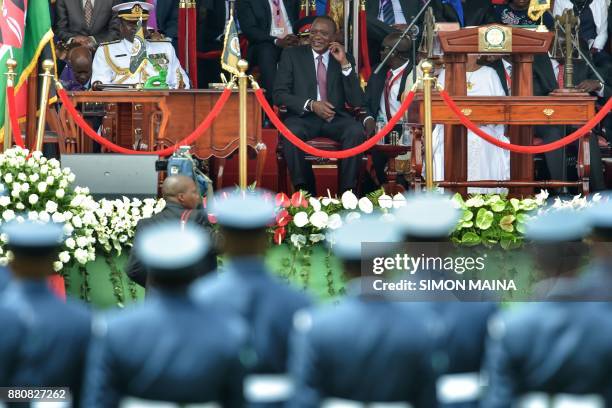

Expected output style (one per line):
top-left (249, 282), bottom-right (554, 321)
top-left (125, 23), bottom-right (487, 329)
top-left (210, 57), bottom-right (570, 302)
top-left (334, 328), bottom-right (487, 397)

top-left (99, 39), bottom-right (121, 46)
top-left (149, 38), bottom-right (172, 43)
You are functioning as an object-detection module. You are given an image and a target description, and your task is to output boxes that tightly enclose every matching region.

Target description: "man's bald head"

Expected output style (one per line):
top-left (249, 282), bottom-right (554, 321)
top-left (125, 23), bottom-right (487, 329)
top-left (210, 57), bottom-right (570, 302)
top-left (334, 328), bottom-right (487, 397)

top-left (381, 33), bottom-right (412, 69)
top-left (69, 46), bottom-right (93, 86)
top-left (162, 175), bottom-right (201, 209)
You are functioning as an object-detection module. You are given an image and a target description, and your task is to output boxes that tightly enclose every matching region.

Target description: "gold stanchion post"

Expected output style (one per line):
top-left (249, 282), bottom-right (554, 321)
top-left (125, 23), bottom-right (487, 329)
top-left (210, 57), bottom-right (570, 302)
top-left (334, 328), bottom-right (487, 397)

top-left (34, 60), bottom-right (55, 152)
top-left (237, 59), bottom-right (249, 189)
top-left (3, 59), bottom-right (17, 152)
top-left (421, 60), bottom-right (435, 190)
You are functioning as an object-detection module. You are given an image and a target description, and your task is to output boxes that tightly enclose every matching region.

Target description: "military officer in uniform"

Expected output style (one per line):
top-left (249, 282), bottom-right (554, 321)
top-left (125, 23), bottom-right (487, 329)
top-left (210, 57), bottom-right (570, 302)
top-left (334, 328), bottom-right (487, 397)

top-left (482, 210), bottom-right (612, 407)
top-left (91, 1), bottom-right (190, 89)
top-left (394, 194), bottom-right (497, 407)
top-left (288, 217), bottom-right (440, 407)
top-left (191, 189), bottom-right (311, 384)
top-left (83, 222), bottom-right (248, 407)
top-left (0, 220), bottom-right (91, 406)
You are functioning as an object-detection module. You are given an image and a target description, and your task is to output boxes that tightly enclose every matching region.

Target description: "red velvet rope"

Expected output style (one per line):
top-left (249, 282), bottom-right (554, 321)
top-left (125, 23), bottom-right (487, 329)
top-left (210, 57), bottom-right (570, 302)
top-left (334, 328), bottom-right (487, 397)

top-left (255, 88), bottom-right (415, 159)
top-left (56, 86), bottom-right (232, 156)
top-left (359, 7), bottom-right (371, 81)
top-left (5, 86), bottom-right (25, 148)
top-left (440, 89), bottom-right (612, 154)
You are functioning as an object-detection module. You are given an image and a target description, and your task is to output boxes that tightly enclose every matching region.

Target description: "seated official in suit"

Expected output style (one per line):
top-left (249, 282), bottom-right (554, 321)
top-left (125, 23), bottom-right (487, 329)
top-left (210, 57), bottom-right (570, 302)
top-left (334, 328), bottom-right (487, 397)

top-left (432, 0), bottom-right (496, 27)
top-left (126, 175), bottom-right (217, 289)
top-left (362, 33), bottom-right (413, 188)
top-left (238, 0), bottom-right (300, 103)
top-left (365, 0), bottom-right (419, 66)
top-left (273, 16), bottom-right (366, 195)
top-left (54, 0), bottom-right (121, 49)
top-left (91, 1), bottom-right (190, 89)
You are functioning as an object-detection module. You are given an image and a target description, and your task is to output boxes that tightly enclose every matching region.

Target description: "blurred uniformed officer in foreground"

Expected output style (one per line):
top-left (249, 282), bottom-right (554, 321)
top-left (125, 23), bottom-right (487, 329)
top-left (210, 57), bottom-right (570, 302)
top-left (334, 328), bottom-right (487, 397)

top-left (0, 220), bottom-right (91, 406)
top-left (191, 189), bottom-right (311, 376)
top-left (0, 184), bottom-right (10, 292)
top-left (84, 222), bottom-right (248, 407)
top-left (126, 175), bottom-right (217, 288)
top-left (394, 194), bottom-right (497, 408)
top-left (288, 217), bottom-right (440, 407)
top-left (578, 198), bottom-right (612, 300)
top-left (91, 1), bottom-right (189, 89)
top-left (482, 209), bottom-right (612, 407)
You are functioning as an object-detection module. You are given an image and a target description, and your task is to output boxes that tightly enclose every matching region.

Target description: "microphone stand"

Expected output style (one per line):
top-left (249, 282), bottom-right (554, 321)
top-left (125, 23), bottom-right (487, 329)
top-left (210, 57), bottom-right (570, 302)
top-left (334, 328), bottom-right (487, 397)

top-left (373, 0), bottom-right (432, 75)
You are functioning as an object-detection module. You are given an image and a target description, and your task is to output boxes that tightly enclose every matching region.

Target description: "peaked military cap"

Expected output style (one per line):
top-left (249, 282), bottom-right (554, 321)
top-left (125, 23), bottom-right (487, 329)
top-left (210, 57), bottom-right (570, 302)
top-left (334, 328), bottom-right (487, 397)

top-left (208, 188), bottom-right (275, 230)
top-left (112, 1), bottom-right (153, 21)
top-left (2, 220), bottom-right (65, 255)
top-left (525, 208), bottom-right (590, 242)
top-left (394, 193), bottom-right (461, 239)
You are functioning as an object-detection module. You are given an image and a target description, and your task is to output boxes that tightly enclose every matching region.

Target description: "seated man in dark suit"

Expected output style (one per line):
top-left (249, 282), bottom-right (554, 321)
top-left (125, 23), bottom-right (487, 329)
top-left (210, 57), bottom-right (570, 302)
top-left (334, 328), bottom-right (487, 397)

top-left (126, 175), bottom-right (217, 288)
top-left (54, 0), bottom-right (121, 49)
top-left (197, 0), bottom-right (232, 86)
top-left (365, 0), bottom-right (419, 66)
top-left (238, 0), bottom-right (300, 103)
top-left (273, 16), bottom-right (366, 195)
top-left (155, 0), bottom-right (180, 51)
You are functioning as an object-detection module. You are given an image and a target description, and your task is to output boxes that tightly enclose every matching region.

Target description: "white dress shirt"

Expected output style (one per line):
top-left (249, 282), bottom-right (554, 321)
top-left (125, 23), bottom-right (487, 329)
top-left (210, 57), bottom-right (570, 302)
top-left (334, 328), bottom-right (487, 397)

top-left (553, 0), bottom-right (608, 50)
top-left (303, 49), bottom-right (353, 110)
top-left (377, 0), bottom-right (407, 25)
top-left (378, 60), bottom-right (409, 119)
top-left (551, 57), bottom-right (604, 96)
top-left (268, 0), bottom-right (293, 38)
top-left (82, 0), bottom-right (94, 7)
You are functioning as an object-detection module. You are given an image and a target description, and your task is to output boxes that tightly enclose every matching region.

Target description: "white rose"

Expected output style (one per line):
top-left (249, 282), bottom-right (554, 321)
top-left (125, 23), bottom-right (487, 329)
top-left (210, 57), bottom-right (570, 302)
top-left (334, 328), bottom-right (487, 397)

top-left (17, 172), bottom-right (27, 181)
top-left (48, 158), bottom-right (60, 168)
top-left (52, 212), bottom-right (66, 223)
top-left (56, 189), bottom-right (65, 199)
top-left (0, 196), bottom-right (10, 207)
top-left (38, 211), bottom-right (50, 223)
top-left (327, 213), bottom-right (343, 230)
top-left (27, 211), bottom-right (39, 221)
top-left (309, 233), bottom-right (325, 243)
top-left (392, 193), bottom-right (407, 208)
top-left (308, 197), bottom-right (322, 212)
top-left (71, 195), bottom-right (84, 207)
top-left (51, 169), bottom-right (61, 178)
top-left (119, 235), bottom-right (128, 243)
top-left (72, 215), bottom-right (83, 228)
top-left (74, 248), bottom-right (89, 264)
top-left (15, 203), bottom-right (25, 210)
top-left (62, 167), bottom-right (72, 175)
top-left (37, 182), bottom-right (48, 193)
top-left (65, 238), bottom-right (76, 249)
top-left (358, 197), bottom-right (374, 214)
top-left (309, 211), bottom-right (329, 229)
top-left (31, 151), bottom-right (43, 160)
top-left (290, 234), bottom-right (307, 249)
top-left (63, 224), bottom-right (74, 236)
top-left (58, 251), bottom-right (70, 263)
top-left (21, 183), bottom-right (29, 192)
top-left (28, 194), bottom-right (39, 205)
top-left (2, 210), bottom-right (16, 221)
top-left (378, 194), bottom-right (393, 209)
top-left (45, 201), bottom-right (58, 214)
top-left (12, 182), bottom-right (20, 192)
top-left (76, 236), bottom-right (89, 248)
top-left (46, 176), bottom-right (55, 185)
top-left (341, 190), bottom-right (359, 210)
top-left (11, 189), bottom-right (20, 198)
top-left (53, 261), bottom-right (63, 272)
top-left (59, 180), bottom-right (68, 189)
top-left (63, 211), bottom-right (73, 220)
top-left (293, 211), bottom-right (309, 228)
top-left (40, 164), bottom-right (49, 174)
top-left (29, 174), bottom-right (40, 183)
top-left (67, 174), bottom-right (76, 183)
top-left (3, 173), bottom-right (13, 183)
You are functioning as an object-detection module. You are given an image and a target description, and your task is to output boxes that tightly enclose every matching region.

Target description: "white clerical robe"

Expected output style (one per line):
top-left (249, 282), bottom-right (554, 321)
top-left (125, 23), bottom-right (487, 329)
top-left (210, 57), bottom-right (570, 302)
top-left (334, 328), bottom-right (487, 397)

top-left (432, 66), bottom-right (510, 194)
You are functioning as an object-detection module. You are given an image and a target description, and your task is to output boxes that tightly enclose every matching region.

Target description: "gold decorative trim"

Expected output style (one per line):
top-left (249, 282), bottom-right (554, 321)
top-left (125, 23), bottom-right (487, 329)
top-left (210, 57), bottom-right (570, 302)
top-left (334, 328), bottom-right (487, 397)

top-left (542, 108), bottom-right (555, 117)
top-left (103, 45), bottom-right (130, 76)
top-left (461, 108), bottom-right (473, 116)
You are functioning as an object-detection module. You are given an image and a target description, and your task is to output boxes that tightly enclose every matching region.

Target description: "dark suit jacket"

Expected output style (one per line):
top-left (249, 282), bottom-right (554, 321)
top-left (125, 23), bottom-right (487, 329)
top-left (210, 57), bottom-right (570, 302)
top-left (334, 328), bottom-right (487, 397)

top-left (199, 0), bottom-right (227, 50)
top-left (54, 0), bottom-right (120, 43)
top-left (156, 0), bottom-right (179, 46)
top-left (237, 0), bottom-right (299, 44)
top-left (126, 202), bottom-right (217, 288)
top-left (431, 0), bottom-right (496, 27)
top-left (362, 61), bottom-right (412, 118)
top-left (273, 45), bottom-right (364, 117)
top-left (365, 0), bottom-right (420, 42)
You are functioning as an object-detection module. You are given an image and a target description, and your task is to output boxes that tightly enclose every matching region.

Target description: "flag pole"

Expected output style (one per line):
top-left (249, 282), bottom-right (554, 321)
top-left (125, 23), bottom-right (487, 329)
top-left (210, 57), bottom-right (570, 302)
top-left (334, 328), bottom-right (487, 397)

top-left (237, 59), bottom-right (249, 189)
top-left (34, 59), bottom-right (54, 152)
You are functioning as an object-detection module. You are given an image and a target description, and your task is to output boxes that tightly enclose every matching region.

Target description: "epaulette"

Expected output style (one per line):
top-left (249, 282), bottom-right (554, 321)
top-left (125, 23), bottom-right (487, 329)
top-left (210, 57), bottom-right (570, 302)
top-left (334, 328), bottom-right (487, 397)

top-left (148, 38), bottom-right (172, 43)
top-left (99, 39), bottom-right (121, 46)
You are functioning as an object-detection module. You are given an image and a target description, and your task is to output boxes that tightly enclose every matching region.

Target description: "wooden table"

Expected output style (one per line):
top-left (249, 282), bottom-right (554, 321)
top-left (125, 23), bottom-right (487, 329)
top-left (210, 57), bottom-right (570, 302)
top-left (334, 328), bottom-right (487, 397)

top-left (66, 89), bottom-right (266, 187)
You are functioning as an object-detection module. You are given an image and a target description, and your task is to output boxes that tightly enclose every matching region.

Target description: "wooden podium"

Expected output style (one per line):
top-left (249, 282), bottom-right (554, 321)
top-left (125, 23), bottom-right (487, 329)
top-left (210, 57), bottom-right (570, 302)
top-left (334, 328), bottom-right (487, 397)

top-left (66, 89), bottom-right (265, 186)
top-left (410, 26), bottom-right (596, 196)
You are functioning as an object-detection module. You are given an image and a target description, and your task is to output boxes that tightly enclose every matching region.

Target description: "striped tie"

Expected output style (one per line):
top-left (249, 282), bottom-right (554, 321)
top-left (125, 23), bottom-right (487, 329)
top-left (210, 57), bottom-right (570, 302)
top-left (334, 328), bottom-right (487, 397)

top-left (84, 0), bottom-right (93, 28)
top-left (381, 0), bottom-right (395, 25)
